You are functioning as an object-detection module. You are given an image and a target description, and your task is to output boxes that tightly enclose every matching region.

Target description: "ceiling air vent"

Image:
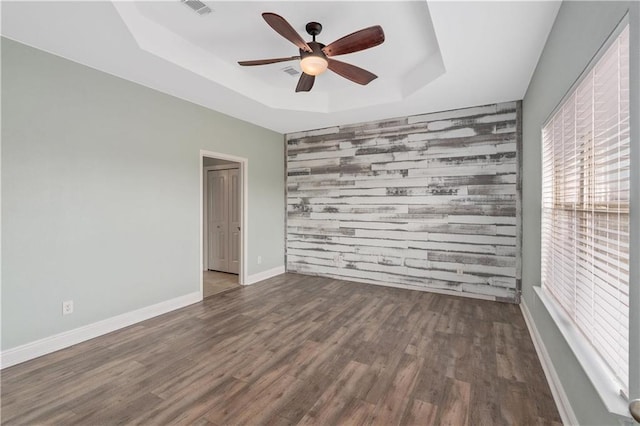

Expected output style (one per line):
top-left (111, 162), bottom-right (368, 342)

top-left (181, 0), bottom-right (212, 15)
top-left (282, 66), bottom-right (300, 76)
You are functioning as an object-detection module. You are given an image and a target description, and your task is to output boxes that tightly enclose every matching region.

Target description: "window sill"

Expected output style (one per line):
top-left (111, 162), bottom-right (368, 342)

top-left (534, 286), bottom-right (632, 421)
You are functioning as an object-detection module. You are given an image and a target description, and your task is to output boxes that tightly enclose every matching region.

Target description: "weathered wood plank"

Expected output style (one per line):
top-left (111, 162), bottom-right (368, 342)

top-left (287, 125), bottom-right (340, 140)
top-left (288, 194), bottom-right (516, 206)
top-left (346, 175), bottom-right (516, 189)
top-left (287, 264), bottom-right (517, 299)
top-left (408, 102), bottom-right (515, 124)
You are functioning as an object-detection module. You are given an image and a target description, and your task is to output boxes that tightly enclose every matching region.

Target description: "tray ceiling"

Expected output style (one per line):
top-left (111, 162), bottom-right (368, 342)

top-left (1, 1), bottom-right (561, 133)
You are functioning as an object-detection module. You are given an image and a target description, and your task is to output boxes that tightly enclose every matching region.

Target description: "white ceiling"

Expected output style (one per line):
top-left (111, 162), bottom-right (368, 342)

top-left (1, 1), bottom-right (561, 134)
top-left (117, 1), bottom-right (444, 113)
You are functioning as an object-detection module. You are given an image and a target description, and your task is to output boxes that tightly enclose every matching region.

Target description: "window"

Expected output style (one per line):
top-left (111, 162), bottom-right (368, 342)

top-left (541, 24), bottom-right (630, 395)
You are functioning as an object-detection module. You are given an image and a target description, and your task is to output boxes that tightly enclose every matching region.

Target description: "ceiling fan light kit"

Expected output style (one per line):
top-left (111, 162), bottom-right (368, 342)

top-left (238, 12), bottom-right (385, 92)
top-left (300, 55), bottom-right (328, 76)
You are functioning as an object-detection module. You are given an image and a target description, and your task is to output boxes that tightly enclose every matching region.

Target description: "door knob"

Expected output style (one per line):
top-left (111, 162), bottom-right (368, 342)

top-left (630, 399), bottom-right (640, 422)
top-left (237, 227), bottom-right (241, 231)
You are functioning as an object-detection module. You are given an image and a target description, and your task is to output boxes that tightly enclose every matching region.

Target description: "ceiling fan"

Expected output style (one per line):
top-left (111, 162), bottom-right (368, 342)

top-left (238, 13), bottom-right (385, 92)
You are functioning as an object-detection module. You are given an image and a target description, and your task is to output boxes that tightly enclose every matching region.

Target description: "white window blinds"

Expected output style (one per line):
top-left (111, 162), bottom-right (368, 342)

top-left (541, 25), bottom-right (630, 393)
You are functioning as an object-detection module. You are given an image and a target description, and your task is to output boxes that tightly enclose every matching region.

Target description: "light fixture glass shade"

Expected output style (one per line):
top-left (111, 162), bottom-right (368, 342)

top-left (300, 56), bottom-right (328, 76)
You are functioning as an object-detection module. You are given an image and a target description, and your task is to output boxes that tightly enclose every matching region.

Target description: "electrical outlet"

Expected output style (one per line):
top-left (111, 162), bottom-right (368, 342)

top-left (456, 268), bottom-right (464, 276)
top-left (62, 300), bottom-right (74, 315)
top-left (257, 255), bottom-right (262, 264)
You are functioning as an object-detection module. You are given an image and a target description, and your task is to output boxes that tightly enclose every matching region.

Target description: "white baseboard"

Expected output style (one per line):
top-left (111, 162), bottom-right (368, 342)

top-left (0, 291), bottom-right (201, 369)
top-left (520, 300), bottom-right (579, 426)
top-left (245, 265), bottom-right (285, 285)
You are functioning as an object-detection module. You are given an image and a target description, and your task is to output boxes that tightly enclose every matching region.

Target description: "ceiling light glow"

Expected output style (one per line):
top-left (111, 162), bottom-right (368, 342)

top-left (300, 56), bottom-right (328, 76)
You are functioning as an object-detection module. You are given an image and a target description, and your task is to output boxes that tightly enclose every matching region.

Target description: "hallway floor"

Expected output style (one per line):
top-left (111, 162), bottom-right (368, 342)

top-left (203, 270), bottom-right (239, 298)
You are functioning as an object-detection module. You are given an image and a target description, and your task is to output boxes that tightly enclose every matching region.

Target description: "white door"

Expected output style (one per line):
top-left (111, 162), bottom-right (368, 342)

top-left (228, 168), bottom-right (240, 274)
top-left (208, 170), bottom-right (228, 272)
top-left (206, 167), bottom-right (241, 274)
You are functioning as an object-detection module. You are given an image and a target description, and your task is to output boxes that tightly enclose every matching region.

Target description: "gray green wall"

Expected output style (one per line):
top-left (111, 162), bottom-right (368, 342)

top-left (1, 38), bottom-right (285, 350)
top-left (522, 2), bottom-right (639, 424)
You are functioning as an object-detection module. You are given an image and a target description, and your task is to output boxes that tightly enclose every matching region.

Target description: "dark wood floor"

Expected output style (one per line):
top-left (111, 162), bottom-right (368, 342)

top-left (1, 273), bottom-right (561, 425)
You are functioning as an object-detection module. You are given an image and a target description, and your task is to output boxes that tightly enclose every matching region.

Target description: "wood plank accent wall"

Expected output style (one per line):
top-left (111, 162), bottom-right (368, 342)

top-left (285, 101), bottom-right (522, 303)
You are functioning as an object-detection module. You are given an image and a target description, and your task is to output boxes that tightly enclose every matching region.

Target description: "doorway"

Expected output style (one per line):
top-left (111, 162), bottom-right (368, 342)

top-left (200, 151), bottom-right (248, 299)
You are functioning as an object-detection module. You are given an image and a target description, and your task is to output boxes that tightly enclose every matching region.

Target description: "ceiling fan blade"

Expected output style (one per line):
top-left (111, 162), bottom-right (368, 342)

top-left (322, 25), bottom-right (385, 57)
top-left (327, 58), bottom-right (377, 85)
top-left (262, 13), bottom-right (312, 53)
top-left (238, 56), bottom-right (300, 66)
top-left (295, 73), bottom-right (315, 92)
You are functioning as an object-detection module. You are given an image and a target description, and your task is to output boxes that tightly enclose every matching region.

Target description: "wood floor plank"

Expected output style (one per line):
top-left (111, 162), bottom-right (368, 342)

top-left (205, 364), bottom-right (292, 425)
top-left (373, 353), bottom-right (422, 425)
top-left (408, 334), bottom-right (448, 405)
top-left (435, 378), bottom-right (471, 426)
top-left (266, 372), bottom-right (335, 423)
top-left (141, 376), bottom-right (247, 425)
top-left (494, 321), bottom-right (527, 382)
top-left (298, 361), bottom-right (370, 425)
top-left (403, 399), bottom-right (438, 425)
top-left (1, 273), bottom-right (561, 425)
top-left (333, 398), bottom-right (377, 425)
top-left (224, 373), bottom-right (302, 426)
top-left (498, 379), bottom-right (539, 425)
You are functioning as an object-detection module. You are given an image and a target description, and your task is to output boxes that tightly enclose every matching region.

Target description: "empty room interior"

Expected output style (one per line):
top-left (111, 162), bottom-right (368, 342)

top-left (1, 1), bottom-right (639, 425)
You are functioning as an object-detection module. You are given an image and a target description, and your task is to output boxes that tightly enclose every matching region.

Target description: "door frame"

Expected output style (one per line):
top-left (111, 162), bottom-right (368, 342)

top-left (200, 150), bottom-right (248, 299)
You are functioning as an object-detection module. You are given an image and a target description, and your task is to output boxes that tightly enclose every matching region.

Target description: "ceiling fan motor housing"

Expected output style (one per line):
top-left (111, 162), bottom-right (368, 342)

top-left (300, 41), bottom-right (327, 61)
